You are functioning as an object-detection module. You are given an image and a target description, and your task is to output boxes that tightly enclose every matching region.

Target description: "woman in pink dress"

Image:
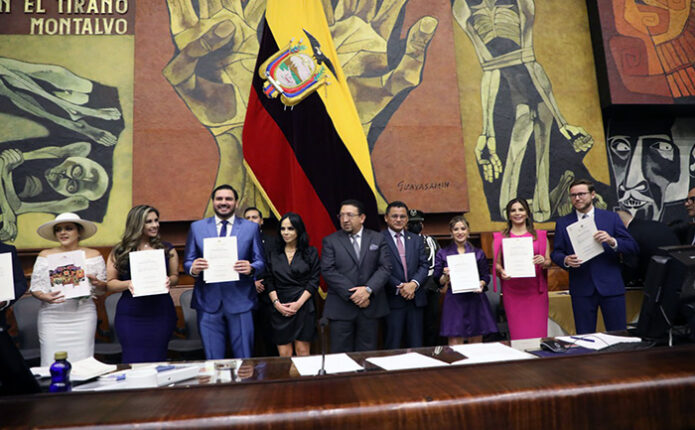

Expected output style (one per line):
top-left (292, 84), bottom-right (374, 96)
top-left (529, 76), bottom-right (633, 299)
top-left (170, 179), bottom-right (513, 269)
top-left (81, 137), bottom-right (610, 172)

top-left (493, 198), bottom-right (551, 340)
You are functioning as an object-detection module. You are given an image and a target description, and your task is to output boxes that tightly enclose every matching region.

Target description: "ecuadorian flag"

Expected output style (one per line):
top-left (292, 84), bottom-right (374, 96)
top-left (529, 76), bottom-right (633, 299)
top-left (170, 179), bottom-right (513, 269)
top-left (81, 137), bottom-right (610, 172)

top-left (243, 1), bottom-right (380, 254)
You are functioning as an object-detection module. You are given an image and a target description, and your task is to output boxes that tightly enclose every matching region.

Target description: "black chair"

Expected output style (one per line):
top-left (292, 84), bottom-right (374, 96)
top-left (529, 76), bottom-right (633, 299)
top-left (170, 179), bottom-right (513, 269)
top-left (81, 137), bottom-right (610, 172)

top-left (12, 295), bottom-right (41, 366)
top-left (94, 292), bottom-right (122, 363)
top-left (484, 278), bottom-right (509, 341)
top-left (168, 289), bottom-right (204, 360)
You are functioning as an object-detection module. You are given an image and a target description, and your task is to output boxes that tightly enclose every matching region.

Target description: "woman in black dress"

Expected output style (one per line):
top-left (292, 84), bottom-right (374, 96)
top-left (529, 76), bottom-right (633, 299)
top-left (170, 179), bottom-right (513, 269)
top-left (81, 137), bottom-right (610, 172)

top-left (266, 212), bottom-right (319, 357)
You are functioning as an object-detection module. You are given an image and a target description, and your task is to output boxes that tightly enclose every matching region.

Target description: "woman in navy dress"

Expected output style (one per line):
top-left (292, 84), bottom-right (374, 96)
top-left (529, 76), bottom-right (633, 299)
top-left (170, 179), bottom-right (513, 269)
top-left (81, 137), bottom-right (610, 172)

top-left (265, 213), bottom-right (319, 357)
top-left (106, 205), bottom-right (178, 363)
top-left (433, 215), bottom-right (497, 345)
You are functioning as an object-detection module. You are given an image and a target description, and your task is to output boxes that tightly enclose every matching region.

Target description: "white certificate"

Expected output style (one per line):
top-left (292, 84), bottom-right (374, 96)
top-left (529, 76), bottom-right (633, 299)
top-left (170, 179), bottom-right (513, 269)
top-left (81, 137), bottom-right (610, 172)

top-left (203, 236), bottom-right (239, 283)
top-left (502, 237), bottom-right (535, 278)
top-left (566, 216), bottom-right (604, 263)
top-left (47, 250), bottom-right (91, 299)
top-left (447, 253), bottom-right (480, 294)
top-left (0, 253), bottom-right (15, 302)
top-left (129, 249), bottom-right (168, 297)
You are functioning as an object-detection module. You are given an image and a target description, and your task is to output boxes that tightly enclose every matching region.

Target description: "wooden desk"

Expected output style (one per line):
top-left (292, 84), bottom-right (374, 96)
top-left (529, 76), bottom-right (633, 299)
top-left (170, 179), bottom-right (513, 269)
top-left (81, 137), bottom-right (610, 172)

top-left (2, 345), bottom-right (695, 429)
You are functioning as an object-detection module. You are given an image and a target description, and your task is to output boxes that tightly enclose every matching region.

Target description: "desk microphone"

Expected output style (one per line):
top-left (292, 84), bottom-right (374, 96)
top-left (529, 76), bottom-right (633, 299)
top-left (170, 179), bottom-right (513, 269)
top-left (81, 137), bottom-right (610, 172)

top-left (318, 317), bottom-right (329, 375)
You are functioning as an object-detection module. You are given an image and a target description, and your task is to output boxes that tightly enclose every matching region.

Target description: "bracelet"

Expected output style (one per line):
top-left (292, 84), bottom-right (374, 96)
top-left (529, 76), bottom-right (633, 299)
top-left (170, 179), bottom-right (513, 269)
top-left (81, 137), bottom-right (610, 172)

top-left (272, 299), bottom-right (279, 304)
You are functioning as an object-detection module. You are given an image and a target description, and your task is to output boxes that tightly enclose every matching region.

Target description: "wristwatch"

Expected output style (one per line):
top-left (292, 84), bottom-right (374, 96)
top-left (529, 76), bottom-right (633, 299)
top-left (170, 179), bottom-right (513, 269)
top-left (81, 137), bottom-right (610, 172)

top-left (365, 286), bottom-right (373, 295)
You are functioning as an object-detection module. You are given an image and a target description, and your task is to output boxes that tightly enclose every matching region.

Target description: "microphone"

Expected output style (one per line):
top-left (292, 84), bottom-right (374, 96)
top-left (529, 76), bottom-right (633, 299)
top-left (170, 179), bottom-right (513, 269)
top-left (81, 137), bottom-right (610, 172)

top-left (317, 317), bottom-right (329, 375)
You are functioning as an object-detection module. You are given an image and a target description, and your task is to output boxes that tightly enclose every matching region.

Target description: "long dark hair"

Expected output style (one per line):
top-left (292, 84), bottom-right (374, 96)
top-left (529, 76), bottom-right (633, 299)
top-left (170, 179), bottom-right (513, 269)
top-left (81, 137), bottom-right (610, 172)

top-left (502, 198), bottom-right (537, 240)
top-left (275, 212), bottom-right (310, 255)
top-left (112, 205), bottom-right (164, 273)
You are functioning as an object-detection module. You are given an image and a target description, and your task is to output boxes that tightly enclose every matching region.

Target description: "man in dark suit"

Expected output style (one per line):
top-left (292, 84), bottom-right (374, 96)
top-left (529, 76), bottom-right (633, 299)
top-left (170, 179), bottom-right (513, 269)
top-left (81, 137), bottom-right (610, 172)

top-left (0, 241), bottom-right (34, 395)
top-left (676, 187), bottom-right (695, 245)
top-left (321, 199), bottom-right (391, 353)
top-left (184, 185), bottom-right (265, 359)
top-left (243, 206), bottom-right (278, 357)
top-left (616, 210), bottom-right (679, 286)
top-left (381, 201), bottom-right (428, 349)
top-left (551, 179), bottom-right (639, 334)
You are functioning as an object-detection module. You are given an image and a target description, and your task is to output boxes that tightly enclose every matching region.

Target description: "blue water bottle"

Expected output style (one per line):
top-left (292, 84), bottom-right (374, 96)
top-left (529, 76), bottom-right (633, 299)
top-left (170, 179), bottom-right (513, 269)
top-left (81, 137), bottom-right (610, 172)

top-left (49, 351), bottom-right (72, 393)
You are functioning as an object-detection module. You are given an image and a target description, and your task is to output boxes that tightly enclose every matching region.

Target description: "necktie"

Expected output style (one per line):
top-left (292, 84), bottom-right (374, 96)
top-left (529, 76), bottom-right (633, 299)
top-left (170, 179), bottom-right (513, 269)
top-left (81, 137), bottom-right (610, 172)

top-left (351, 234), bottom-right (360, 261)
top-left (219, 220), bottom-right (228, 237)
top-left (396, 233), bottom-right (408, 280)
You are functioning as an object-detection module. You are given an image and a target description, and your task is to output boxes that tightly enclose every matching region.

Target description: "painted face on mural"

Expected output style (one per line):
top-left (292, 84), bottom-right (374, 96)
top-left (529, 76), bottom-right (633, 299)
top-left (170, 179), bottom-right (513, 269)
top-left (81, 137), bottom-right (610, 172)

top-left (607, 132), bottom-right (678, 220)
top-left (44, 156), bottom-right (109, 201)
top-left (607, 118), bottom-right (695, 221)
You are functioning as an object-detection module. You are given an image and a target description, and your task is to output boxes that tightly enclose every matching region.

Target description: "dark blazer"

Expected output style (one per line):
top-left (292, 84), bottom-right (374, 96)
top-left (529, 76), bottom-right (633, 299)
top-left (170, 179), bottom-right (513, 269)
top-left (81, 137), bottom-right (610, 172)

top-left (265, 246), bottom-right (320, 311)
top-left (321, 228), bottom-right (391, 320)
top-left (183, 216), bottom-right (265, 314)
top-left (0, 242), bottom-right (28, 329)
top-left (381, 229), bottom-right (429, 308)
top-left (551, 208), bottom-right (639, 297)
top-left (624, 218), bottom-right (679, 284)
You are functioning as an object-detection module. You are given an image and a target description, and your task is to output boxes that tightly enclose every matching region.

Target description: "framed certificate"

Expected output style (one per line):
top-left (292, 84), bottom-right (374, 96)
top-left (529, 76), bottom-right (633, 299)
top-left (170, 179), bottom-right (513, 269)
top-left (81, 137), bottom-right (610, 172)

top-left (129, 249), bottom-right (168, 297)
top-left (203, 236), bottom-right (239, 283)
top-left (0, 253), bottom-right (15, 302)
top-left (447, 253), bottom-right (480, 294)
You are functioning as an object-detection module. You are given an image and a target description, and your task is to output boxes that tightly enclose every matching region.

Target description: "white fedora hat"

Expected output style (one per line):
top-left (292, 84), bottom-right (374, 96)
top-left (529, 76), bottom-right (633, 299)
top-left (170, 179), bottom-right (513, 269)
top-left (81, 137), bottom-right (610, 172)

top-left (37, 213), bottom-right (98, 241)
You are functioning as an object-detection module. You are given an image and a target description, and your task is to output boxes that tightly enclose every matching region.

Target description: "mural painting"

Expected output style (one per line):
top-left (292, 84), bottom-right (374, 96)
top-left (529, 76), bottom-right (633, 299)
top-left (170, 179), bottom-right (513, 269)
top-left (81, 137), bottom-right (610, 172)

top-left (454, 0), bottom-right (609, 230)
top-left (606, 116), bottom-right (695, 225)
top-left (590, 0), bottom-right (695, 104)
top-left (0, 3), bottom-right (134, 248)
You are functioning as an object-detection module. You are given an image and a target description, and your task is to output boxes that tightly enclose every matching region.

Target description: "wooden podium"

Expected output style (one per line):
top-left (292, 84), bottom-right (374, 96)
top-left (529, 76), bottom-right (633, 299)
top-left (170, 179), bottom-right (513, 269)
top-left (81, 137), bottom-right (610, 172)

top-left (2, 344), bottom-right (695, 429)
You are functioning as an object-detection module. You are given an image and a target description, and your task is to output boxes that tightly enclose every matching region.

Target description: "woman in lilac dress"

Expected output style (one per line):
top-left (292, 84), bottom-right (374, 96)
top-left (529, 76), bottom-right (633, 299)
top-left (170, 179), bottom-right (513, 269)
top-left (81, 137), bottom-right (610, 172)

top-left (106, 205), bottom-right (178, 363)
top-left (433, 215), bottom-right (497, 345)
top-left (492, 198), bottom-right (550, 340)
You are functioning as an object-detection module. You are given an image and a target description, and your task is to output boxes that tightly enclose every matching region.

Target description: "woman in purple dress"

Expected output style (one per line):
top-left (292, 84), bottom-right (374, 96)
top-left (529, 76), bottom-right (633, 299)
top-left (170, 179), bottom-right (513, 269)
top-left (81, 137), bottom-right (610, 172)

top-left (434, 215), bottom-right (497, 345)
top-left (106, 205), bottom-right (178, 363)
top-left (492, 198), bottom-right (550, 340)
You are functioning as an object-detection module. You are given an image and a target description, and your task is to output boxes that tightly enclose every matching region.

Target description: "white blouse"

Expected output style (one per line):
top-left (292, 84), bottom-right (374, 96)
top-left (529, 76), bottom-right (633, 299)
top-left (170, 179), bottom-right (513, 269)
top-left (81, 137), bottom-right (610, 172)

top-left (31, 255), bottom-right (107, 297)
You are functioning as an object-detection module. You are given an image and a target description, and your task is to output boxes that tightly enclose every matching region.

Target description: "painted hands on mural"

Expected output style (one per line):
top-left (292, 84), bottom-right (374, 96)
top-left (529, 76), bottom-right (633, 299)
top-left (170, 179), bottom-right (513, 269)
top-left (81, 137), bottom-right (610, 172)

top-left (163, 0), bottom-right (437, 212)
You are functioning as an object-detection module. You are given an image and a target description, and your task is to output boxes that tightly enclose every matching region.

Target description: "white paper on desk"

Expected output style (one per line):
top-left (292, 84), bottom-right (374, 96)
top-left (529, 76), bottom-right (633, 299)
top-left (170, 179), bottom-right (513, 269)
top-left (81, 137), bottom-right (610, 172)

top-left (557, 332), bottom-right (642, 351)
top-left (447, 253), bottom-right (480, 293)
top-left (32, 357), bottom-right (117, 382)
top-left (0, 253), bottom-right (15, 302)
top-left (502, 237), bottom-right (535, 278)
top-left (566, 217), bottom-right (604, 263)
top-left (291, 353), bottom-right (363, 375)
top-left (450, 342), bottom-right (536, 365)
top-left (203, 236), bottom-right (239, 283)
top-left (129, 249), bottom-right (168, 297)
top-left (365, 352), bottom-right (449, 371)
top-left (47, 250), bottom-right (91, 299)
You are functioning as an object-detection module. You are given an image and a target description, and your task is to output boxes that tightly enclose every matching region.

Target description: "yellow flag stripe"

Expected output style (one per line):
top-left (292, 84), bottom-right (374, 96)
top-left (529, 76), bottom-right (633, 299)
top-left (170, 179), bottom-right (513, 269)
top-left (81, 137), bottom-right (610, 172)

top-left (265, 0), bottom-right (378, 197)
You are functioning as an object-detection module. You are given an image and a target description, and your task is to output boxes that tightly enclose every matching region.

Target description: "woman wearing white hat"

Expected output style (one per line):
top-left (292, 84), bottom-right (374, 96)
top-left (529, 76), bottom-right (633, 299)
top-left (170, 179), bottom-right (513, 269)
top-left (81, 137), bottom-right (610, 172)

top-left (30, 212), bottom-right (107, 366)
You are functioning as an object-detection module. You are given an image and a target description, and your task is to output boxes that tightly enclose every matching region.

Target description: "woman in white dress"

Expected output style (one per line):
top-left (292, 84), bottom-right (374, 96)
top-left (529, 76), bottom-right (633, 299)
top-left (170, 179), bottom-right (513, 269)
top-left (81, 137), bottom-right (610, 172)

top-left (30, 213), bottom-right (107, 366)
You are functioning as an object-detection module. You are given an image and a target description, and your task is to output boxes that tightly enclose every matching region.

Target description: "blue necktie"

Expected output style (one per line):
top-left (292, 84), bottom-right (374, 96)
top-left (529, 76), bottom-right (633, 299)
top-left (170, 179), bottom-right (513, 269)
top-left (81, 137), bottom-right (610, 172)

top-left (219, 220), bottom-right (228, 237)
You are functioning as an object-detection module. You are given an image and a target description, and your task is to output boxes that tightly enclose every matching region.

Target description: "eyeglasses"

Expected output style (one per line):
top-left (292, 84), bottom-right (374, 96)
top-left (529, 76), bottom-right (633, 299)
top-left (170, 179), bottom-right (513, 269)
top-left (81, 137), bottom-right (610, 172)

top-left (570, 192), bottom-right (590, 199)
top-left (686, 197), bottom-right (695, 204)
top-left (337, 213), bottom-right (359, 219)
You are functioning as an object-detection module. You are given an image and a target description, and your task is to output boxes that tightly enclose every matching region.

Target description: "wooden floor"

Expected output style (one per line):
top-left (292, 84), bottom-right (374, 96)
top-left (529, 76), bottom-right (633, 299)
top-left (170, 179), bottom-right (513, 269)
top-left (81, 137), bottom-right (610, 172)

top-left (2, 344), bottom-right (695, 429)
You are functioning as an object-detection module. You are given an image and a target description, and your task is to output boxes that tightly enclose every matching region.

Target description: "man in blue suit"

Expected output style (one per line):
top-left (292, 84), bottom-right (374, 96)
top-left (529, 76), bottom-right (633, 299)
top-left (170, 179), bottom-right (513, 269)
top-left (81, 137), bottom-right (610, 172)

top-left (551, 179), bottom-right (639, 334)
top-left (381, 201), bottom-right (429, 349)
top-left (184, 185), bottom-right (265, 359)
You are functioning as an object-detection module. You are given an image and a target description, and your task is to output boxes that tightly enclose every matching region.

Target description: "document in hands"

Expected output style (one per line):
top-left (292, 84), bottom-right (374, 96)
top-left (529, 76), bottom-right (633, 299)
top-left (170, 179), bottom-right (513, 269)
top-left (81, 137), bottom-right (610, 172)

top-left (566, 216), bottom-right (604, 263)
top-left (47, 250), bottom-right (91, 299)
top-left (502, 237), bottom-right (535, 278)
top-left (129, 249), bottom-right (168, 297)
top-left (203, 236), bottom-right (239, 283)
top-left (0, 253), bottom-right (15, 301)
top-left (447, 253), bottom-right (480, 293)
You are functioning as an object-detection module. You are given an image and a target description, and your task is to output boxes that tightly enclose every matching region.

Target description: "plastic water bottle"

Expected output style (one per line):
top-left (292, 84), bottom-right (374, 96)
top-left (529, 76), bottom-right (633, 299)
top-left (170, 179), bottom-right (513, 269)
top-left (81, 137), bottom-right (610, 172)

top-left (49, 351), bottom-right (72, 393)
